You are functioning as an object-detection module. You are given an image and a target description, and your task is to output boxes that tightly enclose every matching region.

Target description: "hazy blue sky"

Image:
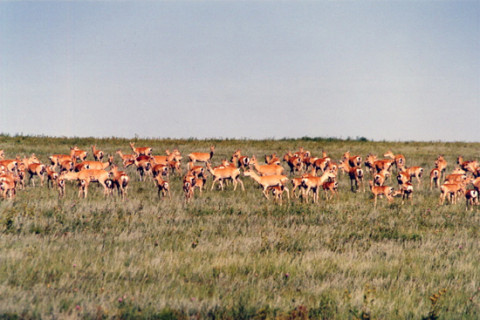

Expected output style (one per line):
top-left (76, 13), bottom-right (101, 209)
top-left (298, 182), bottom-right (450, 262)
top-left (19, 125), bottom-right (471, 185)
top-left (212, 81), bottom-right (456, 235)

top-left (1, 1), bottom-right (479, 141)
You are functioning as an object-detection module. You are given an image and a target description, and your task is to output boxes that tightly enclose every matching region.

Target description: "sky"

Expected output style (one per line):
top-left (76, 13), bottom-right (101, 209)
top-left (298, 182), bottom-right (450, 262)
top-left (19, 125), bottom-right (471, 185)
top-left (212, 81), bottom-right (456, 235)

top-left (1, 1), bottom-right (479, 142)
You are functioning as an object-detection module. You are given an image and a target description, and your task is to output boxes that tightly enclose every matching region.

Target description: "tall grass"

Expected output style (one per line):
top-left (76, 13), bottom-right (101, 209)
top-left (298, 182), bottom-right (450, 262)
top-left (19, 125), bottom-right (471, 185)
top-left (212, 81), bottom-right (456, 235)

top-left (0, 135), bottom-right (479, 319)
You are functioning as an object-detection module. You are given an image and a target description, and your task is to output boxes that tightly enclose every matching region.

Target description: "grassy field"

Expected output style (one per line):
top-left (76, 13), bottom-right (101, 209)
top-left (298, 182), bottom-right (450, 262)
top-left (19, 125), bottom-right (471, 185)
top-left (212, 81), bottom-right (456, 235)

top-left (0, 135), bottom-right (479, 319)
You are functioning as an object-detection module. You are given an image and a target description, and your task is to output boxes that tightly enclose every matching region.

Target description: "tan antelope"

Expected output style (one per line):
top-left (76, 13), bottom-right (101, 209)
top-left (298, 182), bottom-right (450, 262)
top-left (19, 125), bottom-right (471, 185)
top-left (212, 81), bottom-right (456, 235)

top-left (26, 162), bottom-right (46, 187)
top-left (457, 156), bottom-right (478, 174)
top-left (374, 169), bottom-right (390, 186)
top-left (116, 150), bottom-right (136, 167)
top-left (45, 165), bottom-right (59, 189)
top-left (244, 170), bottom-right (289, 199)
top-left (206, 162), bottom-right (244, 191)
top-left (49, 153), bottom-right (71, 169)
top-left (134, 155), bottom-right (152, 181)
top-left (265, 153), bottom-right (281, 165)
top-left (338, 160), bottom-right (365, 192)
top-left (60, 169), bottom-right (111, 198)
top-left (154, 175), bottom-right (170, 199)
top-left (435, 155), bottom-right (448, 180)
top-left (80, 155), bottom-right (114, 171)
top-left (188, 146), bottom-right (215, 164)
top-left (130, 142), bottom-right (153, 157)
top-left (342, 151), bottom-right (362, 167)
top-left (184, 172), bottom-right (206, 194)
top-left (91, 145), bottom-right (104, 161)
top-left (430, 168), bottom-right (441, 190)
top-left (384, 150), bottom-right (406, 171)
top-left (290, 177), bottom-right (304, 199)
top-left (439, 182), bottom-right (466, 205)
top-left (250, 155), bottom-right (284, 176)
top-left (322, 180), bottom-right (339, 201)
top-left (70, 146), bottom-right (88, 162)
top-left (283, 152), bottom-right (304, 175)
top-left (364, 154), bottom-right (377, 175)
top-left (231, 150), bottom-right (250, 170)
top-left (394, 182), bottom-right (414, 205)
top-left (152, 164), bottom-right (169, 178)
top-left (369, 180), bottom-right (395, 208)
top-left (109, 165), bottom-right (130, 200)
top-left (267, 185), bottom-right (287, 204)
top-left (301, 170), bottom-right (336, 203)
top-left (404, 166), bottom-right (424, 187)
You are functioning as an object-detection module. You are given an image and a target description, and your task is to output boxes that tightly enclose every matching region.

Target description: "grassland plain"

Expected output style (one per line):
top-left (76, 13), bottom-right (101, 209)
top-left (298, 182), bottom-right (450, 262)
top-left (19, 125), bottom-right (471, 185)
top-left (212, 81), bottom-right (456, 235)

top-left (0, 135), bottom-right (479, 319)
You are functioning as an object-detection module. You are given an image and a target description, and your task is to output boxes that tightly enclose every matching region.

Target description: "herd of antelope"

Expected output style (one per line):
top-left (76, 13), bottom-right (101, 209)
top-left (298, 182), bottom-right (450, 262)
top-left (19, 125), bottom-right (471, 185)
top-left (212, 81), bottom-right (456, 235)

top-left (0, 144), bottom-right (479, 210)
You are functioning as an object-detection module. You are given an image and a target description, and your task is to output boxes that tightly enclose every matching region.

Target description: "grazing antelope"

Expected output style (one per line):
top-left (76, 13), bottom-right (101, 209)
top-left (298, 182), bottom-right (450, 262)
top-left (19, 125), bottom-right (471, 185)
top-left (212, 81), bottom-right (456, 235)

top-left (384, 150), bottom-right (406, 171)
top-left (301, 170), bottom-right (336, 203)
top-left (91, 145), bottom-right (104, 161)
top-left (109, 165), bottom-right (130, 200)
top-left (369, 180), bottom-right (395, 208)
top-left (342, 151), bottom-right (362, 167)
top-left (188, 146), bottom-right (215, 164)
top-left (244, 170), bottom-right (289, 199)
top-left (206, 163), bottom-right (244, 191)
top-left (250, 155), bottom-right (284, 176)
top-left (338, 160), bottom-right (365, 192)
top-left (130, 142), bottom-right (153, 157)
top-left (231, 150), bottom-right (250, 170)
top-left (465, 189), bottom-right (478, 211)
top-left (154, 175), bottom-right (170, 199)
top-left (70, 146), bottom-right (88, 162)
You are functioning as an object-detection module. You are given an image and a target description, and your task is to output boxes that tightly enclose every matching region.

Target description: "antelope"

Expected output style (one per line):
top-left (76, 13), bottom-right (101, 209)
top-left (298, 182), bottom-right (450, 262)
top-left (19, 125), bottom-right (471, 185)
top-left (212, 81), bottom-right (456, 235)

top-left (338, 160), bottom-right (365, 192)
top-left (250, 155), bottom-right (285, 176)
top-left (369, 180), bottom-right (395, 208)
top-left (267, 185), bottom-right (287, 204)
top-left (0, 179), bottom-right (16, 199)
top-left (374, 159), bottom-right (394, 174)
top-left (290, 177), bottom-right (304, 199)
top-left (465, 189), bottom-right (478, 211)
top-left (364, 154), bottom-right (377, 175)
top-left (312, 157), bottom-right (331, 174)
top-left (0, 158), bottom-right (19, 174)
top-left (151, 151), bottom-right (178, 166)
top-left (91, 145), bottom-right (104, 161)
top-left (384, 150), bottom-right (406, 171)
top-left (116, 150), bottom-right (136, 167)
top-left (183, 179), bottom-right (195, 203)
top-left (57, 176), bottom-right (66, 198)
top-left (49, 153), bottom-right (71, 169)
top-left (70, 146), bottom-right (88, 162)
top-left (374, 169), bottom-right (390, 186)
top-left (301, 170), bottom-right (336, 203)
top-left (231, 150), bottom-right (250, 170)
top-left (152, 164), bottom-right (169, 178)
top-left (134, 155), bottom-right (152, 181)
top-left (457, 156), bottom-right (478, 174)
top-left (26, 162), bottom-right (46, 187)
top-left (244, 170), bottom-right (289, 199)
top-left (59, 158), bottom-right (75, 173)
top-left (187, 162), bottom-right (206, 179)
top-left (168, 160), bottom-right (182, 176)
top-left (206, 162), bottom-right (244, 191)
top-left (404, 166), bottom-right (424, 187)
top-left (439, 182), bottom-right (466, 205)
top-left (322, 180), bottom-right (339, 201)
top-left (61, 169), bottom-right (111, 197)
top-left (154, 175), bottom-right (170, 199)
top-left (80, 155), bottom-right (114, 171)
top-left (265, 153), bottom-right (281, 165)
top-left (342, 151), bottom-right (362, 167)
top-left (109, 165), bottom-right (130, 200)
top-left (394, 182), bottom-right (414, 205)
top-left (188, 146), bottom-right (215, 164)
top-left (129, 142), bottom-right (152, 157)
top-left (435, 155), bottom-right (448, 180)
top-left (444, 173), bottom-right (468, 184)
top-left (45, 166), bottom-right (59, 189)
top-left (283, 152), bottom-right (304, 175)
top-left (430, 168), bottom-right (441, 190)
top-left (184, 172), bottom-right (206, 194)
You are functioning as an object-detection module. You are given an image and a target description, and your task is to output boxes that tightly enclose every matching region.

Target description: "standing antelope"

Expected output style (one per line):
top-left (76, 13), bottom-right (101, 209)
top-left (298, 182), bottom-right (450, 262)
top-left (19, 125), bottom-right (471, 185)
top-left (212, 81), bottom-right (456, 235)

top-left (130, 142), bottom-right (153, 157)
top-left (369, 180), bottom-right (395, 208)
top-left (188, 146), bottom-right (215, 165)
top-left (300, 170), bottom-right (336, 203)
top-left (244, 170), bottom-right (289, 199)
top-left (206, 163), bottom-right (244, 191)
top-left (338, 160), bottom-right (365, 193)
top-left (92, 145), bottom-right (104, 161)
top-left (250, 155), bottom-right (284, 176)
top-left (384, 150), bottom-right (406, 171)
top-left (342, 151), bottom-right (362, 167)
top-left (70, 147), bottom-right (88, 162)
top-left (154, 175), bottom-right (170, 199)
top-left (109, 165), bottom-right (130, 200)
top-left (231, 150), bottom-right (250, 170)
